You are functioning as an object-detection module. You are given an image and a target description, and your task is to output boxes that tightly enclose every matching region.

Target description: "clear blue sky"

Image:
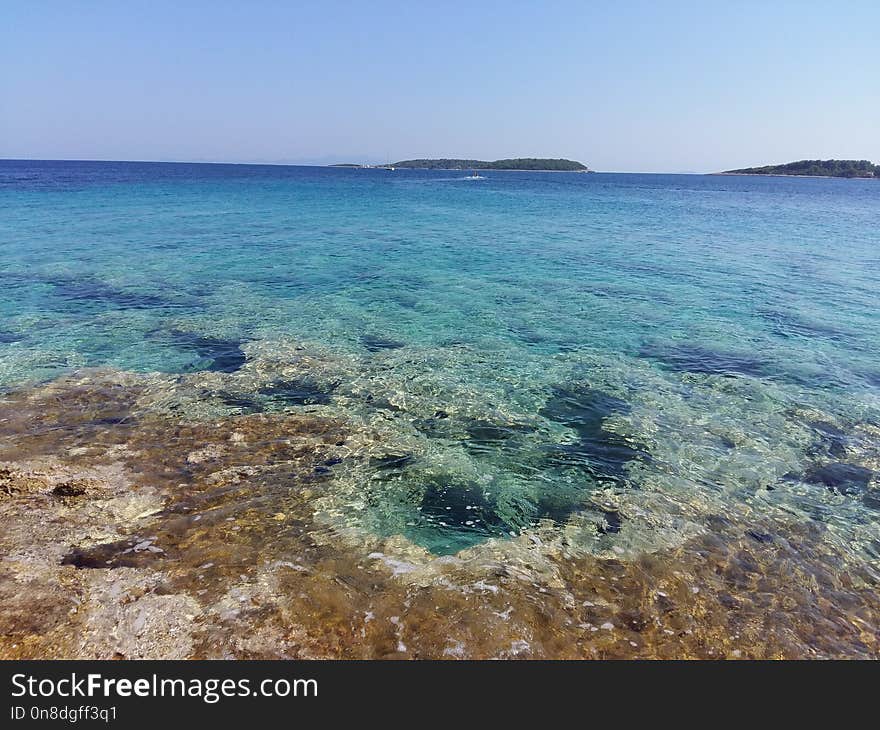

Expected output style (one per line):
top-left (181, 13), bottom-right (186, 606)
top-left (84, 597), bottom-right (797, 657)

top-left (2, 1), bottom-right (878, 172)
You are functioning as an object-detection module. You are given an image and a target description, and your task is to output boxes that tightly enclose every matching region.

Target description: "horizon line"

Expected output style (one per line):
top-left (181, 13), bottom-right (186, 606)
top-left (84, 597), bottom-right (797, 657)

top-left (0, 157), bottom-right (716, 175)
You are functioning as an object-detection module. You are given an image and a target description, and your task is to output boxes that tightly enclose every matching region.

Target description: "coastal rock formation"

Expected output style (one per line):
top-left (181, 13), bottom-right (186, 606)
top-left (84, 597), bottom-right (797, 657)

top-left (1, 345), bottom-right (878, 659)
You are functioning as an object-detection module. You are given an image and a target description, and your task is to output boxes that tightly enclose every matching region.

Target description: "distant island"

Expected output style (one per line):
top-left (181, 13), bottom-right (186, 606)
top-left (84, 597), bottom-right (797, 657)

top-left (393, 158), bottom-right (590, 171)
top-left (330, 158), bottom-right (591, 172)
top-left (720, 159), bottom-right (879, 178)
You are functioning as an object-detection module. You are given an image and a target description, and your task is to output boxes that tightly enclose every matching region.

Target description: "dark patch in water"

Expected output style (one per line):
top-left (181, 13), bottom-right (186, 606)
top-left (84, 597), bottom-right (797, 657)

top-left (162, 331), bottom-right (248, 373)
top-left (0, 271), bottom-right (32, 290)
top-left (258, 378), bottom-right (338, 406)
top-left (466, 422), bottom-right (521, 443)
top-left (47, 277), bottom-right (182, 311)
top-left (370, 453), bottom-right (416, 471)
top-left (639, 342), bottom-right (767, 378)
top-left (370, 455), bottom-right (584, 554)
top-left (598, 509), bottom-right (622, 535)
top-left (91, 416), bottom-right (132, 426)
top-left (801, 463), bottom-right (874, 496)
top-left (525, 490), bottom-right (583, 525)
top-left (367, 397), bottom-right (643, 553)
top-left (361, 334), bottom-right (405, 352)
top-left (413, 417), bottom-right (533, 449)
top-left (807, 421), bottom-right (850, 459)
top-left (216, 393), bottom-right (262, 413)
top-left (412, 416), bottom-right (452, 438)
top-left (540, 385), bottom-right (648, 484)
top-left (758, 308), bottom-right (846, 341)
top-left (747, 530), bottom-right (774, 544)
top-left (706, 514), bottom-right (733, 530)
top-left (253, 274), bottom-right (309, 294)
top-left (0, 331), bottom-right (23, 344)
top-left (413, 476), bottom-right (509, 554)
top-left (462, 421), bottom-right (535, 455)
top-left (61, 538), bottom-right (164, 569)
top-left (509, 326), bottom-right (549, 345)
top-left (215, 379), bottom-right (339, 412)
top-left (861, 371), bottom-right (880, 389)
top-left (363, 394), bottom-right (402, 412)
top-left (391, 293), bottom-right (419, 309)
top-left (863, 491), bottom-right (880, 511)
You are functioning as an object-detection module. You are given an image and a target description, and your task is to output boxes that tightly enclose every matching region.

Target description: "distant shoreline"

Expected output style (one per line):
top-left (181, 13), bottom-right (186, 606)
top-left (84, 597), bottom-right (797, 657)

top-left (328, 165), bottom-right (593, 173)
top-left (712, 172), bottom-right (875, 180)
top-left (717, 159), bottom-right (878, 179)
top-left (352, 157), bottom-right (592, 172)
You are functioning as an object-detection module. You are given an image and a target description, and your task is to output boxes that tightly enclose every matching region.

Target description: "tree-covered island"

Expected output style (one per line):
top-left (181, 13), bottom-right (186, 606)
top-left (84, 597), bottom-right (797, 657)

top-left (721, 159), bottom-right (879, 178)
top-left (389, 158), bottom-right (590, 171)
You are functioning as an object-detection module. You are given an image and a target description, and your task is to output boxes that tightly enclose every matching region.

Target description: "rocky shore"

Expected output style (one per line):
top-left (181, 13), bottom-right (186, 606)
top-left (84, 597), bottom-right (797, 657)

top-left (1, 345), bottom-right (878, 659)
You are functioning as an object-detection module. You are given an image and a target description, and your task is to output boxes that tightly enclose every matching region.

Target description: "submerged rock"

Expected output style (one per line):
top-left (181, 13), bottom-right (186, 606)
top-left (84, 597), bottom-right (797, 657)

top-left (0, 358), bottom-right (878, 660)
top-left (540, 384), bottom-right (648, 484)
top-left (639, 341), bottom-right (768, 378)
top-left (802, 462), bottom-right (874, 495)
top-left (258, 378), bottom-right (339, 406)
top-left (361, 334), bottom-right (405, 352)
top-left (158, 330), bottom-right (248, 373)
top-left (808, 421), bottom-right (851, 458)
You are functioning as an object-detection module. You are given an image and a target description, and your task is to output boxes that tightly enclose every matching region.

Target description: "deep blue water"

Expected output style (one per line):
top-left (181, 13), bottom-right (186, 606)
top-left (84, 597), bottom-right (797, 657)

top-left (2, 159), bottom-right (879, 557)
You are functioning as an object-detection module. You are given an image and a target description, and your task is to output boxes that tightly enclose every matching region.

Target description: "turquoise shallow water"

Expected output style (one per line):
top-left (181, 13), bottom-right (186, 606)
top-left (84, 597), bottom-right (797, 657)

top-left (2, 160), bottom-right (879, 558)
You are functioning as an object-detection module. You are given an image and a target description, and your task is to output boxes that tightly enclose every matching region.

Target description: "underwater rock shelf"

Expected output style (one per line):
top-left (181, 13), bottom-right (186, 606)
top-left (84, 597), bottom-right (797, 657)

top-left (0, 341), bottom-right (878, 659)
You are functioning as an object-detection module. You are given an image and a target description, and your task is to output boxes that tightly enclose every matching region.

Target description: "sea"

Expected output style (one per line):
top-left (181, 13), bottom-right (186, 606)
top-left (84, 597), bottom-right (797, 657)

top-left (1, 159), bottom-right (878, 658)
